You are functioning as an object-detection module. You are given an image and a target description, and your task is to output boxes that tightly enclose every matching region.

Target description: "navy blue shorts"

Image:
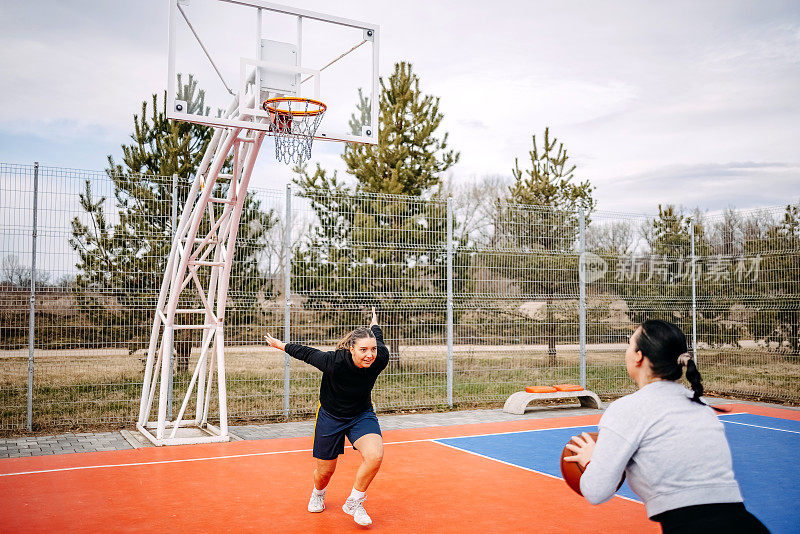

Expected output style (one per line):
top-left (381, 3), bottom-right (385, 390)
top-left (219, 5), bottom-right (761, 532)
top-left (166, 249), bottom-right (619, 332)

top-left (312, 406), bottom-right (381, 460)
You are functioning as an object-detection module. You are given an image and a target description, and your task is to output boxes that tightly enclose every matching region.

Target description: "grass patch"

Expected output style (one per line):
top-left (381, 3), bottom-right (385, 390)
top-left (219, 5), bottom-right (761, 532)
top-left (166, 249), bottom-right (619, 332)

top-left (1, 345), bottom-right (797, 434)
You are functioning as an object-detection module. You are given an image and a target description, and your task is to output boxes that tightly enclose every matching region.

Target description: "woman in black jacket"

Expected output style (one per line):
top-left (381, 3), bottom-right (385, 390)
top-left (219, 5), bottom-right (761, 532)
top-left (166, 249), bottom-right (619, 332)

top-left (265, 307), bottom-right (389, 526)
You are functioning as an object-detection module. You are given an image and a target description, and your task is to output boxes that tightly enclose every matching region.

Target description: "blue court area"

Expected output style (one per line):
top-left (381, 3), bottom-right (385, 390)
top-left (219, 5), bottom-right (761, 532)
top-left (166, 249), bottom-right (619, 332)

top-left (436, 414), bottom-right (800, 534)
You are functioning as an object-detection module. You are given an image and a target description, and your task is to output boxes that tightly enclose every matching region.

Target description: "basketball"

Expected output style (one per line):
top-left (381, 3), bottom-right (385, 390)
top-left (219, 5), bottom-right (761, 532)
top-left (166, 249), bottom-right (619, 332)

top-left (560, 432), bottom-right (625, 496)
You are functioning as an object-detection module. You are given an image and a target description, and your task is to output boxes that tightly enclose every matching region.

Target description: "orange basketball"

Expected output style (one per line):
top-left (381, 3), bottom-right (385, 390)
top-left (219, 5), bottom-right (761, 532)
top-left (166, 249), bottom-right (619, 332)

top-left (560, 432), bottom-right (625, 496)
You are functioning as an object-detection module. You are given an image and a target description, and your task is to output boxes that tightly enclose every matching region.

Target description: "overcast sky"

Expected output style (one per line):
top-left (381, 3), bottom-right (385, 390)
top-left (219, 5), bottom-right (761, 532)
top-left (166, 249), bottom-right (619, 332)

top-left (1, 0), bottom-right (798, 213)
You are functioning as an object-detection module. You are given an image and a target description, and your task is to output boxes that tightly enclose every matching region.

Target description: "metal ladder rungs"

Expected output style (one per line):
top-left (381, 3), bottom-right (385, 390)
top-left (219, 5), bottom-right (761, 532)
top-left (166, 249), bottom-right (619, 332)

top-left (189, 260), bottom-right (226, 267)
top-left (182, 237), bottom-right (217, 244)
top-left (172, 323), bottom-right (221, 330)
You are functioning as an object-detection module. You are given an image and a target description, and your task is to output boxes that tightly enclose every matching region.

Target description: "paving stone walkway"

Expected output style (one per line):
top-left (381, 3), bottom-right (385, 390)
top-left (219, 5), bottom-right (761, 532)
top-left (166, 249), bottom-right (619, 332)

top-left (1, 398), bottom-right (795, 459)
top-left (1, 405), bottom-right (595, 459)
top-left (1, 431), bottom-right (135, 457)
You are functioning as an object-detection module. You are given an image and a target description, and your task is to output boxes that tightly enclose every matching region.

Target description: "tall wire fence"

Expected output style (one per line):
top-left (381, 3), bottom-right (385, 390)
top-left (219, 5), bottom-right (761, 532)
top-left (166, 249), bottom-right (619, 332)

top-left (1, 162), bottom-right (798, 432)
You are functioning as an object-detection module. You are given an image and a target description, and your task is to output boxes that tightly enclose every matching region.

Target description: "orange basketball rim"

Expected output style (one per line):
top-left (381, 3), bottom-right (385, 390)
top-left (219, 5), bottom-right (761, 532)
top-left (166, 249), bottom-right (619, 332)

top-left (262, 96), bottom-right (327, 117)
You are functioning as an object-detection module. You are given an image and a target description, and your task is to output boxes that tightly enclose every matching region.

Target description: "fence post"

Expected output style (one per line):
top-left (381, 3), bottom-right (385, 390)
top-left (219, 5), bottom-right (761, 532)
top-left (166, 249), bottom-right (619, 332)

top-left (283, 184), bottom-right (292, 418)
top-left (690, 219), bottom-right (698, 363)
top-left (167, 173), bottom-right (178, 419)
top-left (446, 197), bottom-right (454, 408)
top-left (578, 208), bottom-right (586, 389)
top-left (26, 162), bottom-right (39, 432)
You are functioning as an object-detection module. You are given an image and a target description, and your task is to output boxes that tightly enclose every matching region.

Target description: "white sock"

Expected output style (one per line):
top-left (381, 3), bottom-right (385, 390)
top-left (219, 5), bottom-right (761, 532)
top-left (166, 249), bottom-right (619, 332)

top-left (349, 487), bottom-right (366, 501)
top-left (312, 486), bottom-right (326, 497)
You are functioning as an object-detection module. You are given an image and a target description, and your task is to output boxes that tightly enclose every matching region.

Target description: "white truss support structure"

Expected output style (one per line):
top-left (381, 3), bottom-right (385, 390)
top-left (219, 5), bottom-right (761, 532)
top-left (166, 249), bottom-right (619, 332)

top-left (138, 92), bottom-right (267, 446)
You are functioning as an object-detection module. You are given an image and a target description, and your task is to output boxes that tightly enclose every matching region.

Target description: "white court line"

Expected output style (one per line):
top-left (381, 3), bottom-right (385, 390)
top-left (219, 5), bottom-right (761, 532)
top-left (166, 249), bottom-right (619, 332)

top-left (0, 437), bottom-right (443, 478)
top-left (432, 423), bottom-right (598, 441)
top-left (0, 423), bottom-right (600, 479)
top-left (721, 420), bottom-right (800, 435)
top-left (7, 415), bottom-right (795, 479)
top-left (432, 440), bottom-right (641, 504)
top-left (0, 447), bottom-right (313, 478)
top-left (717, 412), bottom-right (751, 418)
top-left (718, 411), bottom-right (800, 433)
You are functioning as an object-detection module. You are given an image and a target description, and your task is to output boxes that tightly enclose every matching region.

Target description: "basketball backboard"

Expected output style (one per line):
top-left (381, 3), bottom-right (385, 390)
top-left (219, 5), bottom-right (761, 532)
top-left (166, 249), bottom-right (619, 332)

top-left (167, 0), bottom-right (379, 144)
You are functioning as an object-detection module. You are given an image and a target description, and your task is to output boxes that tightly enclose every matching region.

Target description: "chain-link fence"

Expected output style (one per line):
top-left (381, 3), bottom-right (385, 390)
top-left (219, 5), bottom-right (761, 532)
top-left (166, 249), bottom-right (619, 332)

top-left (1, 162), bottom-right (798, 432)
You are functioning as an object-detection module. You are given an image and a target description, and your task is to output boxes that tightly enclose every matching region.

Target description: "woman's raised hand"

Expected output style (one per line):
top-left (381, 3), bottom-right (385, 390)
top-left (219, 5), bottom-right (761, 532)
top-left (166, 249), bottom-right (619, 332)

top-left (264, 333), bottom-right (286, 351)
top-left (369, 306), bottom-right (378, 327)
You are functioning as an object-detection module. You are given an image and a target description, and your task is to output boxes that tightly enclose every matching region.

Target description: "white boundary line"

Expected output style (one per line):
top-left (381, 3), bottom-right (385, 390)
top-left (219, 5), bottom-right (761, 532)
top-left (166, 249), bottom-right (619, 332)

top-left (0, 424), bottom-right (599, 479)
top-left (5, 413), bottom-right (795, 485)
top-left (721, 420), bottom-right (800, 435)
top-left (717, 412), bottom-right (751, 418)
top-left (0, 447), bottom-right (313, 478)
top-left (432, 423), bottom-right (598, 441)
top-left (718, 411), bottom-right (800, 434)
top-left (10, 413), bottom-right (796, 479)
top-left (433, 440), bottom-right (641, 504)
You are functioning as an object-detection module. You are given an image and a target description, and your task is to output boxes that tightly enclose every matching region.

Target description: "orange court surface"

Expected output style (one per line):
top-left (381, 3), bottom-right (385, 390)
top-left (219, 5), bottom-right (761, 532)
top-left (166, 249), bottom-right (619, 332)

top-left (2, 404), bottom-right (798, 533)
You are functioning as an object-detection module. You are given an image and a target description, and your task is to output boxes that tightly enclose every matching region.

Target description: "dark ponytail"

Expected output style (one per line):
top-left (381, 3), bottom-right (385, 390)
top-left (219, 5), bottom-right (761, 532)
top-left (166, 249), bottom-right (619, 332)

top-left (684, 358), bottom-right (705, 405)
top-left (635, 319), bottom-right (716, 409)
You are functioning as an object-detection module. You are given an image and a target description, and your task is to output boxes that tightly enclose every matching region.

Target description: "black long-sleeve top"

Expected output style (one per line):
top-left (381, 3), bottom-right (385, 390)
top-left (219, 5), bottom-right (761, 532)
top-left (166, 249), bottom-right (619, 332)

top-left (284, 325), bottom-right (390, 418)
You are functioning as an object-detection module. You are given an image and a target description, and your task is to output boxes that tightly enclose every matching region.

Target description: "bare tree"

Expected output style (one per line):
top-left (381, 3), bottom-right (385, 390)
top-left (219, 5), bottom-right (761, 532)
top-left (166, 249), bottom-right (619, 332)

top-left (708, 208), bottom-right (742, 255)
top-left (586, 220), bottom-right (636, 255)
top-left (1, 255), bottom-right (50, 288)
top-left (440, 174), bottom-right (511, 247)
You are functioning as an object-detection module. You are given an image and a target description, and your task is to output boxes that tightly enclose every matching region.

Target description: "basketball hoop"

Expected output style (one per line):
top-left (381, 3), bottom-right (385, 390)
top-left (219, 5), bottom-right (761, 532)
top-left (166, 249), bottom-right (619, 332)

top-left (262, 97), bottom-right (327, 165)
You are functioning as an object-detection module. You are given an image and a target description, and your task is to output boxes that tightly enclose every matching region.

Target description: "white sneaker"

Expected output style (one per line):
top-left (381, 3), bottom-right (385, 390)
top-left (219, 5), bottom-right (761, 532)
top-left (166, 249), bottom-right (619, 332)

top-left (308, 491), bottom-right (325, 513)
top-left (342, 496), bottom-right (372, 526)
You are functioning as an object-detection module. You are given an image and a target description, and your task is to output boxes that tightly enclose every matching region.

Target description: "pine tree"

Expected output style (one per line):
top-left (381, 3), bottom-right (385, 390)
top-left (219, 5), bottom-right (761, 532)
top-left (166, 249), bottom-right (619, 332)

top-left (747, 203), bottom-right (800, 360)
top-left (502, 128), bottom-right (595, 365)
top-left (615, 205), bottom-right (739, 347)
top-left (341, 62), bottom-right (459, 196)
top-left (70, 75), bottom-right (277, 370)
top-left (292, 62), bottom-right (463, 360)
top-left (509, 128), bottom-right (594, 213)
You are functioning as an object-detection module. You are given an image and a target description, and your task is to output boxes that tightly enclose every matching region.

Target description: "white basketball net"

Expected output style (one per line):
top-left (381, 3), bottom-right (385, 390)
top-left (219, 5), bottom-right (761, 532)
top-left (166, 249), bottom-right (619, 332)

top-left (263, 98), bottom-right (327, 166)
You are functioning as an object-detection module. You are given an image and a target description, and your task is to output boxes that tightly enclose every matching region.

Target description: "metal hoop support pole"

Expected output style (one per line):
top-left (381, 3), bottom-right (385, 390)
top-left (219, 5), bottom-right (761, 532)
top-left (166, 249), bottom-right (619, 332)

top-left (26, 162), bottom-right (39, 432)
top-left (283, 184), bottom-right (292, 419)
top-left (579, 208), bottom-right (587, 389)
top-left (167, 173), bottom-right (178, 420)
top-left (446, 197), bottom-right (454, 408)
top-left (691, 220), bottom-right (698, 363)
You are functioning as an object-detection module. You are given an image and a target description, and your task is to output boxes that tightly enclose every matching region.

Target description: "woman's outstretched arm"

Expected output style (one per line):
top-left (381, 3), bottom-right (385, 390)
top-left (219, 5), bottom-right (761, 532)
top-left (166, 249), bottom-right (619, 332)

top-left (265, 333), bottom-right (335, 373)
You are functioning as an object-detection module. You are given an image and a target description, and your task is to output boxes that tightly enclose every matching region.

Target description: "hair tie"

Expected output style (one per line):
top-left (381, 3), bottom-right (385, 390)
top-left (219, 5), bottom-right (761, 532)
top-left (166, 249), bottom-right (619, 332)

top-left (677, 352), bottom-right (692, 366)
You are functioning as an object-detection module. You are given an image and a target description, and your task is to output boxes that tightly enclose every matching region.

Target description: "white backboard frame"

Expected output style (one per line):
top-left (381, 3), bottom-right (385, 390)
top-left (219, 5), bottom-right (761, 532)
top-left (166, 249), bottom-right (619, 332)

top-left (167, 0), bottom-right (379, 144)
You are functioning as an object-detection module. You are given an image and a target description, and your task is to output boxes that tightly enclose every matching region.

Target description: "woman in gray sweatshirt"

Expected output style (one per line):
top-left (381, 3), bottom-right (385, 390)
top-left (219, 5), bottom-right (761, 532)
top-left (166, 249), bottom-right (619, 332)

top-left (564, 319), bottom-right (768, 533)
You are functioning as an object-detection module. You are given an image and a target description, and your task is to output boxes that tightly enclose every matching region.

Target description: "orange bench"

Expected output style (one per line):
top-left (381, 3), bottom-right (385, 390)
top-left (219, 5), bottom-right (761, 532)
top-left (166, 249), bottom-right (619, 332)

top-left (504, 384), bottom-right (602, 414)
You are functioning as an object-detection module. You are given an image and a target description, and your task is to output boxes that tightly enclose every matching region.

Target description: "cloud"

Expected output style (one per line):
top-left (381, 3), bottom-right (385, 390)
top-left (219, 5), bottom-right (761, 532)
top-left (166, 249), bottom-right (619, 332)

top-left (0, 0), bottom-right (798, 215)
top-left (599, 162), bottom-right (800, 212)
top-left (0, 1), bottom-right (165, 141)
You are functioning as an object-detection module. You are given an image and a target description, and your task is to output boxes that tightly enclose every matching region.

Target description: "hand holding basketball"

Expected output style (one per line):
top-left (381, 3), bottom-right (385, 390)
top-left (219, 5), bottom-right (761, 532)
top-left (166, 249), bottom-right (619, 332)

top-left (564, 431), bottom-right (596, 468)
top-left (560, 431), bottom-right (625, 496)
top-left (264, 333), bottom-right (286, 351)
top-left (560, 432), bottom-right (597, 496)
